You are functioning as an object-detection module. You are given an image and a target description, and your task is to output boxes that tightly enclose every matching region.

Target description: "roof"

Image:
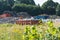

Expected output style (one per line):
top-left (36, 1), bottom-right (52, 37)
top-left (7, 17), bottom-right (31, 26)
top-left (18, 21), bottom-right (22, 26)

top-left (34, 16), bottom-right (49, 19)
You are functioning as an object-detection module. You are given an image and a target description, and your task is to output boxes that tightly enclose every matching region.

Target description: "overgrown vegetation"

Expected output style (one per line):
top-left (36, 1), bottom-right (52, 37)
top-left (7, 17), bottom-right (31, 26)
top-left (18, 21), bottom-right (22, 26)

top-left (0, 0), bottom-right (60, 16)
top-left (0, 20), bottom-right (60, 40)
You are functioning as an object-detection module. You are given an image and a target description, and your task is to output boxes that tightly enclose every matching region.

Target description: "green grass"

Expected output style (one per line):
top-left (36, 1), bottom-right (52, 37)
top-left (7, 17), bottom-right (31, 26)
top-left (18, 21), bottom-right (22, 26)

top-left (0, 22), bottom-right (60, 40)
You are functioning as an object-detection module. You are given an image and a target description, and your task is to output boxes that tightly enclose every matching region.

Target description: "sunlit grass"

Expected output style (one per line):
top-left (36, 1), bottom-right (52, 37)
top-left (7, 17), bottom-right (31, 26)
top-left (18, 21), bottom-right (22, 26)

top-left (0, 20), bottom-right (60, 40)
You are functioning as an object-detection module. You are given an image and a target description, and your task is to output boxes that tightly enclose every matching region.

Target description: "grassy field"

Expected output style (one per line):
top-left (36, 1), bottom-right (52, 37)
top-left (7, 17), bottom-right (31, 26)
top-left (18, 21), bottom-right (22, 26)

top-left (0, 21), bottom-right (60, 40)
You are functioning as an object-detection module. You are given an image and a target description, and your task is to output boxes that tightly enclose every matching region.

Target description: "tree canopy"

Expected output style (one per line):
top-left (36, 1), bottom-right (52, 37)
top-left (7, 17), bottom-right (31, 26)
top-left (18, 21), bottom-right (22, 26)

top-left (15, 0), bottom-right (35, 5)
top-left (42, 0), bottom-right (58, 15)
top-left (0, 0), bottom-right (60, 16)
top-left (56, 4), bottom-right (60, 16)
top-left (12, 4), bottom-right (42, 16)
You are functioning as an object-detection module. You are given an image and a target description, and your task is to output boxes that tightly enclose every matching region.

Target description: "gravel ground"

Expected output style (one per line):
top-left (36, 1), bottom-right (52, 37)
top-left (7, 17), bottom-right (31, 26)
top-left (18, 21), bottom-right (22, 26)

top-left (0, 17), bottom-right (20, 24)
top-left (0, 17), bottom-right (60, 27)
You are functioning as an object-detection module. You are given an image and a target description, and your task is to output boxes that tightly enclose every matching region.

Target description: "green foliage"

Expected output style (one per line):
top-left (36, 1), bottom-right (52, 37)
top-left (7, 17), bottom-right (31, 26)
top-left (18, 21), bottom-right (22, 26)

top-left (23, 20), bottom-right (60, 40)
top-left (0, 1), bottom-right (12, 14)
top-left (12, 4), bottom-right (42, 16)
top-left (42, 0), bottom-right (58, 15)
top-left (15, 0), bottom-right (35, 5)
top-left (0, 20), bottom-right (60, 40)
top-left (0, 0), bottom-right (60, 16)
top-left (0, 2), bottom-right (3, 14)
top-left (0, 0), bottom-right (14, 6)
top-left (56, 4), bottom-right (60, 16)
top-left (7, 0), bottom-right (14, 6)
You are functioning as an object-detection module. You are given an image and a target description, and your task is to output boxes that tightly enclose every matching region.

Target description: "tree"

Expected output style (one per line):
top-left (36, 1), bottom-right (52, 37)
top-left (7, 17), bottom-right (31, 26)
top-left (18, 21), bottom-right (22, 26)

top-left (7, 0), bottom-right (14, 6)
top-left (15, 0), bottom-right (35, 5)
top-left (0, 0), bottom-right (12, 14)
top-left (0, 2), bottom-right (3, 14)
top-left (0, 0), bottom-right (14, 6)
top-left (3, 5), bottom-right (12, 11)
top-left (48, 0), bottom-right (52, 1)
top-left (42, 0), bottom-right (58, 15)
top-left (56, 4), bottom-right (60, 16)
top-left (12, 4), bottom-right (42, 16)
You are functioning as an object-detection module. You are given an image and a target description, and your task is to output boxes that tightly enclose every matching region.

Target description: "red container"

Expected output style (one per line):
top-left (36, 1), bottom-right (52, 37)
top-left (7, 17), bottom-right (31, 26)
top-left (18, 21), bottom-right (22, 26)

top-left (16, 19), bottom-right (39, 25)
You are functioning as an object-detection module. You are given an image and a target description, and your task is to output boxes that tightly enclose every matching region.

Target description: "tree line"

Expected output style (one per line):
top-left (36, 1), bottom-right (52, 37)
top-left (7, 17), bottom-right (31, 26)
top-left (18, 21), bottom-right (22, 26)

top-left (0, 0), bottom-right (60, 16)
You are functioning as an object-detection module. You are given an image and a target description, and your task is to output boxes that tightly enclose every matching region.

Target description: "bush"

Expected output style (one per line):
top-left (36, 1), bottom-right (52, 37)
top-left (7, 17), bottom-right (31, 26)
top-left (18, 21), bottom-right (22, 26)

top-left (12, 4), bottom-right (42, 16)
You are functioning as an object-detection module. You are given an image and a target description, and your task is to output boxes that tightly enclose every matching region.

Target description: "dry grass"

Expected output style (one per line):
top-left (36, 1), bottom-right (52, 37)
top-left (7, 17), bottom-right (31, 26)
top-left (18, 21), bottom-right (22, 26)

top-left (0, 21), bottom-right (60, 40)
top-left (53, 22), bottom-right (60, 27)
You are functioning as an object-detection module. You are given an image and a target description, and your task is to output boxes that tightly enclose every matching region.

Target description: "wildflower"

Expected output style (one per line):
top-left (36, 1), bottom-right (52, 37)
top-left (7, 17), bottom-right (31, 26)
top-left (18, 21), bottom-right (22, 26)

top-left (12, 28), bottom-right (21, 34)
top-left (25, 26), bottom-right (30, 32)
top-left (47, 27), bottom-right (57, 36)
top-left (23, 35), bottom-right (25, 40)
top-left (39, 19), bottom-right (43, 25)
top-left (58, 34), bottom-right (60, 38)
top-left (29, 34), bottom-right (34, 39)
top-left (51, 28), bottom-right (57, 35)
top-left (47, 20), bottom-right (53, 28)
top-left (31, 26), bottom-right (37, 34)
top-left (39, 32), bottom-right (43, 38)
top-left (24, 26), bottom-right (30, 35)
